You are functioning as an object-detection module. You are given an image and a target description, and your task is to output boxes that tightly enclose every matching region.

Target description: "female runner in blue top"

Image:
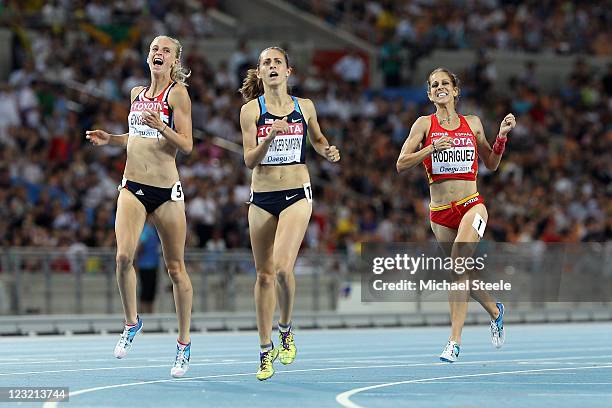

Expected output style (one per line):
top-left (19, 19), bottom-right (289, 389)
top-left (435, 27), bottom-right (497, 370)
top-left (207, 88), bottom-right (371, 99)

top-left (239, 46), bottom-right (340, 380)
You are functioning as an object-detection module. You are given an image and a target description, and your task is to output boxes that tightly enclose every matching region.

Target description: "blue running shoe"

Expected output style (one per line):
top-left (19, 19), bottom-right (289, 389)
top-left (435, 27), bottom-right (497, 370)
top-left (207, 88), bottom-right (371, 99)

top-left (439, 341), bottom-right (460, 363)
top-left (114, 316), bottom-right (143, 359)
top-left (490, 302), bottom-right (505, 348)
top-left (171, 341), bottom-right (191, 378)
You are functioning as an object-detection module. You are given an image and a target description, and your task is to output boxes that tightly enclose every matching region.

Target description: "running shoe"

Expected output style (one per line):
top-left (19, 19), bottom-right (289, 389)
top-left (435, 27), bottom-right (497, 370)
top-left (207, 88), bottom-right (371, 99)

top-left (256, 348), bottom-right (279, 381)
top-left (439, 340), bottom-right (460, 363)
top-left (171, 341), bottom-right (191, 378)
top-left (278, 330), bottom-right (297, 365)
top-left (490, 302), bottom-right (505, 349)
top-left (113, 316), bottom-right (143, 359)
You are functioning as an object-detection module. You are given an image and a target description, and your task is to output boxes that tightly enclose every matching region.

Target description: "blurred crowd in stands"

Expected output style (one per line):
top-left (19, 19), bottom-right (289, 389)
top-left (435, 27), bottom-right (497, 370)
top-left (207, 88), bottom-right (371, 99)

top-left (302, 3), bottom-right (610, 54)
top-left (298, 0), bottom-right (611, 87)
top-left (0, 0), bottom-right (610, 256)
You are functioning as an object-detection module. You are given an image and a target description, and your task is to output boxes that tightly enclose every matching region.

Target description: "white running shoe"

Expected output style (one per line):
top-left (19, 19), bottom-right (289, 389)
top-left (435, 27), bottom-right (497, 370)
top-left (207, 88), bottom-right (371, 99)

top-left (170, 342), bottom-right (191, 378)
top-left (490, 302), bottom-right (505, 349)
top-left (114, 316), bottom-right (143, 359)
top-left (439, 341), bottom-right (460, 363)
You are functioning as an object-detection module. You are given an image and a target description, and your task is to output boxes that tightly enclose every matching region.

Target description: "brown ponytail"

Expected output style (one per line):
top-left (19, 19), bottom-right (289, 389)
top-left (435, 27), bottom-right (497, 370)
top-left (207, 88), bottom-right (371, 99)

top-left (239, 68), bottom-right (264, 102)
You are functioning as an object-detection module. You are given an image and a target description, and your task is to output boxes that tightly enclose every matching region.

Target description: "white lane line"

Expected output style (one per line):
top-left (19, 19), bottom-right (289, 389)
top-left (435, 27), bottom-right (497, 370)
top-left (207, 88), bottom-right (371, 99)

top-left (0, 361), bottom-right (255, 376)
top-left (319, 347), bottom-right (612, 364)
top-left (335, 364), bottom-right (612, 408)
top-left (516, 372), bottom-right (577, 375)
top-left (528, 393), bottom-right (612, 397)
top-left (311, 381), bottom-right (612, 386)
top-left (346, 346), bottom-right (612, 360)
top-left (0, 360), bottom-right (74, 366)
top-left (409, 381), bottom-right (612, 385)
top-left (4, 343), bottom-right (611, 370)
top-left (42, 363), bottom-right (612, 408)
top-left (6, 353), bottom-right (612, 377)
top-left (0, 346), bottom-right (444, 358)
top-left (317, 382), bottom-right (382, 384)
top-left (517, 362), bottom-right (610, 365)
top-left (6, 340), bottom-right (611, 358)
top-left (38, 364), bottom-right (442, 408)
top-left (0, 358), bottom-right (215, 366)
top-left (178, 380), bottom-right (243, 383)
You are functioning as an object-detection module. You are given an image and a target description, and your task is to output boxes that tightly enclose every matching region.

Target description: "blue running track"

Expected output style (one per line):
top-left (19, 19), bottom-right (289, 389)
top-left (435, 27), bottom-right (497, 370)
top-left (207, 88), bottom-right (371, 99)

top-left (1, 322), bottom-right (611, 407)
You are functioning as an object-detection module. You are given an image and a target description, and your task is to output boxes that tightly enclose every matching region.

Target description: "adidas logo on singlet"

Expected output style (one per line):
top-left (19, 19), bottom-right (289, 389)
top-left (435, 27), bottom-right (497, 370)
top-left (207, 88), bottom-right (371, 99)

top-left (135, 189), bottom-right (144, 196)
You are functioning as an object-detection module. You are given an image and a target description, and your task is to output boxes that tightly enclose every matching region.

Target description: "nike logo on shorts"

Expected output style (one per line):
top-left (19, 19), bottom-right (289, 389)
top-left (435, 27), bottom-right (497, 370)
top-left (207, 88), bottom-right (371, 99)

top-left (286, 194), bottom-right (298, 200)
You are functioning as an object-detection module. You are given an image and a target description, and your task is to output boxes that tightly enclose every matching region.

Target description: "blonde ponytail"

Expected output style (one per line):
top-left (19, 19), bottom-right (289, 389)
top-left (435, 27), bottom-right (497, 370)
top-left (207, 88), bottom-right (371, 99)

top-left (239, 68), bottom-right (264, 101)
top-left (171, 62), bottom-right (191, 86)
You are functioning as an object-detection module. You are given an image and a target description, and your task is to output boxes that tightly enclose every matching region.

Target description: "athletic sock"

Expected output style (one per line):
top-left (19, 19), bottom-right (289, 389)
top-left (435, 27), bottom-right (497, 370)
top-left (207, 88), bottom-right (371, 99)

top-left (278, 322), bottom-right (291, 333)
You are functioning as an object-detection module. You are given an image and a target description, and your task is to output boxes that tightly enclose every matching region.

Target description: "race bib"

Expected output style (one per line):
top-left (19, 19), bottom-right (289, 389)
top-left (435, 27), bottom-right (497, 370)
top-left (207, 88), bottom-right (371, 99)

top-left (431, 147), bottom-right (476, 175)
top-left (472, 212), bottom-right (486, 238)
top-left (128, 101), bottom-right (167, 139)
top-left (117, 177), bottom-right (127, 191)
top-left (171, 181), bottom-right (184, 201)
top-left (303, 182), bottom-right (313, 203)
top-left (257, 122), bottom-right (304, 165)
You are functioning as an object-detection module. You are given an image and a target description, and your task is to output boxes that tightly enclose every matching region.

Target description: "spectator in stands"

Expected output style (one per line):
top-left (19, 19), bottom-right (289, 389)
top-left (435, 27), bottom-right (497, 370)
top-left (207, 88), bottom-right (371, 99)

top-left (333, 48), bottom-right (366, 88)
top-left (136, 223), bottom-right (160, 314)
top-left (0, 0), bottom-right (608, 257)
top-left (380, 34), bottom-right (402, 87)
top-left (229, 39), bottom-right (256, 91)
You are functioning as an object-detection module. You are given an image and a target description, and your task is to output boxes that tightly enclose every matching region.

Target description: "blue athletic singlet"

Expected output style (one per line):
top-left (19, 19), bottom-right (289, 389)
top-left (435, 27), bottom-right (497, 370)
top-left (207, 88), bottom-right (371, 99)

top-left (255, 95), bottom-right (308, 166)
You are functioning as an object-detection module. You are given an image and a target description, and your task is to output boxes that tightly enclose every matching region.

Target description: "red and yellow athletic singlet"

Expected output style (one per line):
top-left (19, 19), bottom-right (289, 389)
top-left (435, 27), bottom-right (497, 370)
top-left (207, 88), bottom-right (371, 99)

top-left (423, 114), bottom-right (478, 184)
top-left (128, 82), bottom-right (176, 139)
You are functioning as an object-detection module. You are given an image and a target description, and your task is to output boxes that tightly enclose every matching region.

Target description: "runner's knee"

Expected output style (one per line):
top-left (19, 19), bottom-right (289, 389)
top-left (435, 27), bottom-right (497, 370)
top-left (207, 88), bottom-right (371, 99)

top-left (274, 259), bottom-right (293, 283)
top-left (116, 252), bottom-right (134, 271)
top-left (256, 268), bottom-right (275, 287)
top-left (166, 260), bottom-right (186, 282)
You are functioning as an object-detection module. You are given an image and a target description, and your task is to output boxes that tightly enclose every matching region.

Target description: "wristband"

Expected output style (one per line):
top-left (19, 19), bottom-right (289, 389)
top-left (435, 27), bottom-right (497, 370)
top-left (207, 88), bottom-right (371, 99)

top-left (492, 135), bottom-right (507, 155)
top-left (162, 124), bottom-right (168, 133)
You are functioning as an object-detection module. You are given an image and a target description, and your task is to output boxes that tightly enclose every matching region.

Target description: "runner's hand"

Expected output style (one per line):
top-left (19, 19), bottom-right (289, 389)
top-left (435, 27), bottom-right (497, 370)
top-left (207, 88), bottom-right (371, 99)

top-left (85, 130), bottom-right (111, 146)
top-left (142, 109), bottom-right (165, 131)
top-left (267, 117), bottom-right (288, 141)
top-left (498, 113), bottom-right (516, 138)
top-left (432, 136), bottom-right (452, 152)
top-left (325, 145), bottom-right (340, 162)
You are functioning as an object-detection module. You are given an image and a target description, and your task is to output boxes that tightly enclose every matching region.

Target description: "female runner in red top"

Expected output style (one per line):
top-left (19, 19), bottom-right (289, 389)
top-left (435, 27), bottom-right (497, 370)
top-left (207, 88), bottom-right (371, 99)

top-left (396, 67), bottom-right (516, 362)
